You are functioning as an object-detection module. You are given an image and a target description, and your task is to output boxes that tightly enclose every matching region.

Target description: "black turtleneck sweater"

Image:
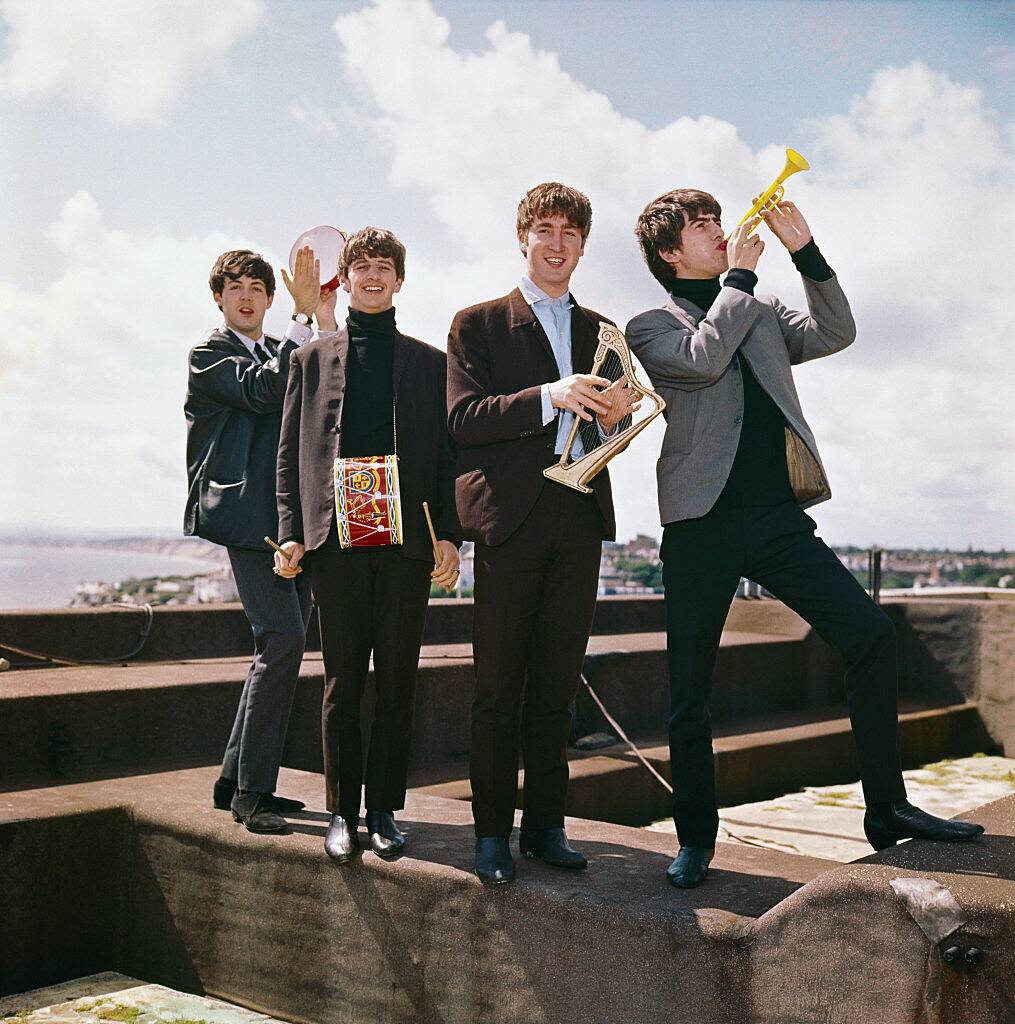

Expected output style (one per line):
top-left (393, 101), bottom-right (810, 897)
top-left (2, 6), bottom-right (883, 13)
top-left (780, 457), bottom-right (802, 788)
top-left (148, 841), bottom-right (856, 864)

top-left (672, 240), bottom-right (833, 512)
top-left (340, 306), bottom-right (396, 458)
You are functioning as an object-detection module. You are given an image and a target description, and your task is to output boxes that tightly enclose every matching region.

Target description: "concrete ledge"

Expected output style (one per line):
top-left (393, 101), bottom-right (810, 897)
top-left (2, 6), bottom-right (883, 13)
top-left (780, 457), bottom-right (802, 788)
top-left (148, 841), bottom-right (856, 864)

top-left (0, 595), bottom-right (816, 668)
top-left (2, 766), bottom-right (1011, 1023)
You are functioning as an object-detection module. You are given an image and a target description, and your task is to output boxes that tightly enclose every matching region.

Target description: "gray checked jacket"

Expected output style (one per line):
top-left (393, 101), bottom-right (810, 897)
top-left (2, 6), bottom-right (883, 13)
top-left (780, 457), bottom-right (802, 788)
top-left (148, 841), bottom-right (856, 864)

top-left (625, 275), bottom-right (856, 525)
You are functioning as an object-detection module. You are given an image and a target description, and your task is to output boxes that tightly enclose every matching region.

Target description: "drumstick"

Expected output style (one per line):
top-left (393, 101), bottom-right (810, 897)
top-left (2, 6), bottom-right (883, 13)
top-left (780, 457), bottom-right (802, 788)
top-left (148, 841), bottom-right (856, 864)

top-left (421, 503), bottom-right (441, 564)
top-left (264, 536), bottom-right (302, 576)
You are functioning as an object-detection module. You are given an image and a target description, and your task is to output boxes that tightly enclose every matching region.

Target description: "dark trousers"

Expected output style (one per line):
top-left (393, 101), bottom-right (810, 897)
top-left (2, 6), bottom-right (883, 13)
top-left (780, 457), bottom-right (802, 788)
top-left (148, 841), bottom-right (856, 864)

top-left (223, 546), bottom-right (313, 794)
top-left (470, 484), bottom-right (603, 838)
top-left (661, 502), bottom-right (907, 847)
top-left (310, 532), bottom-right (433, 819)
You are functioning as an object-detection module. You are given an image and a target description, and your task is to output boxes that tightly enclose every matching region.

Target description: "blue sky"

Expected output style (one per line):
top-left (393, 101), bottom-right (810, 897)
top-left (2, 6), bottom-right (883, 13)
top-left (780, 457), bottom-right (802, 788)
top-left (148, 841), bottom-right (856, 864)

top-left (2, 0), bottom-right (1013, 547)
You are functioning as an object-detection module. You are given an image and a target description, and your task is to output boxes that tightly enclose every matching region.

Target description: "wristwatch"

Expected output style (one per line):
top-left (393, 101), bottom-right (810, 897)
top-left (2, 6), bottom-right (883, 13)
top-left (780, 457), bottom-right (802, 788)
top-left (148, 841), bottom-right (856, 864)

top-left (292, 312), bottom-right (313, 327)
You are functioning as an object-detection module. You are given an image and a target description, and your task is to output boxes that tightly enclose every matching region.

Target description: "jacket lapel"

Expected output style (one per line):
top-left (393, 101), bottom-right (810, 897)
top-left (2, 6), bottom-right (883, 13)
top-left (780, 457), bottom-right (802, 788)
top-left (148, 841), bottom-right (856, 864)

top-left (329, 328), bottom-right (350, 441)
top-left (507, 287), bottom-right (557, 370)
top-left (568, 298), bottom-right (598, 373)
top-left (211, 327), bottom-right (256, 359)
top-left (392, 331), bottom-right (412, 399)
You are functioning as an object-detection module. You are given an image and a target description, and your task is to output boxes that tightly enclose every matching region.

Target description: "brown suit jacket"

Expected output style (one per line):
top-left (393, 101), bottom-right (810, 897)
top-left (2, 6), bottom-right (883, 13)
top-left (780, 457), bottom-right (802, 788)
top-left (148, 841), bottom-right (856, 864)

top-left (277, 326), bottom-right (458, 558)
top-left (447, 287), bottom-right (618, 546)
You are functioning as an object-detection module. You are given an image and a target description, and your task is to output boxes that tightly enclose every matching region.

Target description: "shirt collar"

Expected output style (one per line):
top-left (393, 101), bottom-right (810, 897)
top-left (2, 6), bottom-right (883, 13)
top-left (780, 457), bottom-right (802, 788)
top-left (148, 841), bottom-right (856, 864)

top-left (519, 275), bottom-right (571, 310)
top-left (224, 325), bottom-right (265, 356)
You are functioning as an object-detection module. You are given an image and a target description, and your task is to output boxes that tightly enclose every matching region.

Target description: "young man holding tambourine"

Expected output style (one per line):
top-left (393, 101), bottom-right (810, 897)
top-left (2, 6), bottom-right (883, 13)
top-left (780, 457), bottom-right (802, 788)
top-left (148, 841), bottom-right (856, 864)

top-left (275, 227), bottom-right (459, 864)
top-left (626, 190), bottom-right (984, 889)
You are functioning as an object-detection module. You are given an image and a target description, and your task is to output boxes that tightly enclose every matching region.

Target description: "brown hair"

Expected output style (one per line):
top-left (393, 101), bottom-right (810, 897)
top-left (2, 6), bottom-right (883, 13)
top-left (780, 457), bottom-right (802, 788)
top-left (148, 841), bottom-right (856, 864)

top-left (208, 249), bottom-right (275, 302)
top-left (516, 182), bottom-right (593, 242)
top-left (340, 227), bottom-right (406, 281)
top-left (634, 189), bottom-right (722, 291)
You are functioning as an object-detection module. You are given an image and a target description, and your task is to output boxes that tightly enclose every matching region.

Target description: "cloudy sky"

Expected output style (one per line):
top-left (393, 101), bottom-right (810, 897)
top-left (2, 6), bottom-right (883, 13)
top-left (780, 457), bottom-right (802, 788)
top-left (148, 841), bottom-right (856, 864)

top-left (2, 0), bottom-right (1013, 548)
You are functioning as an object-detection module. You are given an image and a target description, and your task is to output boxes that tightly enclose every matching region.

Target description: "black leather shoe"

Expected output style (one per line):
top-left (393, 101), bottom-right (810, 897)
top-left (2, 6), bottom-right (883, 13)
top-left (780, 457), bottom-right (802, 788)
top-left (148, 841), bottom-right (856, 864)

top-left (864, 800), bottom-right (985, 852)
top-left (475, 837), bottom-right (515, 885)
top-left (366, 810), bottom-right (405, 858)
top-left (214, 777), bottom-right (305, 813)
top-left (519, 827), bottom-right (587, 869)
top-left (666, 846), bottom-right (714, 888)
top-left (324, 814), bottom-right (361, 863)
top-left (230, 791), bottom-right (289, 834)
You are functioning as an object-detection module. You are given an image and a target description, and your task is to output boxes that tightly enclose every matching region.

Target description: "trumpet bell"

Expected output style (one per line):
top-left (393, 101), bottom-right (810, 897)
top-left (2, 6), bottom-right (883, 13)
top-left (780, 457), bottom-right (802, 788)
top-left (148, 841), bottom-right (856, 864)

top-left (785, 148), bottom-right (810, 174)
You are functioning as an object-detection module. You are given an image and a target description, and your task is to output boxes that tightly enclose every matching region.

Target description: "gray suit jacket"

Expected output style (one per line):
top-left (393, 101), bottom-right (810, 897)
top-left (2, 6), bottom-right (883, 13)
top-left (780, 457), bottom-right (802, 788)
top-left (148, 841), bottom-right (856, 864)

top-left (625, 275), bottom-right (856, 525)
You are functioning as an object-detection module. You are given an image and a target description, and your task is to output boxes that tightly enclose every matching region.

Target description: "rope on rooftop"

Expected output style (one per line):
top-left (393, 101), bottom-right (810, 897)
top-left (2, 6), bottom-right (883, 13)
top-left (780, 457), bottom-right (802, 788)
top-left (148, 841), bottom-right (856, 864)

top-left (0, 602), bottom-right (154, 667)
top-left (580, 671), bottom-right (774, 851)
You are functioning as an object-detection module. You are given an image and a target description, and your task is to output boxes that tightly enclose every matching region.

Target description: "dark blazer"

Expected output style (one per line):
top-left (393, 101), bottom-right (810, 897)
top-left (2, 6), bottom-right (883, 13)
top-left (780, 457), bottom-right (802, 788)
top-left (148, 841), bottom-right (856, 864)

top-left (447, 287), bottom-right (619, 546)
top-left (277, 326), bottom-right (458, 559)
top-left (184, 327), bottom-right (295, 551)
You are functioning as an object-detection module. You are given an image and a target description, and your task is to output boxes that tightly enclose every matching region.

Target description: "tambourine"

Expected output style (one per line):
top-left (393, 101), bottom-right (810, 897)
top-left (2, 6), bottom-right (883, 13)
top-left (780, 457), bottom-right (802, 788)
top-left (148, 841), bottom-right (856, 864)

top-left (289, 225), bottom-right (347, 293)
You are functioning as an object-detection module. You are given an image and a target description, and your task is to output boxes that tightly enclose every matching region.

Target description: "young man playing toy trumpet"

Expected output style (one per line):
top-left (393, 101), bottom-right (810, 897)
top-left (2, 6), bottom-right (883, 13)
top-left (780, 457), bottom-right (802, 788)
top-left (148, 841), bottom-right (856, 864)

top-left (626, 189), bottom-right (984, 889)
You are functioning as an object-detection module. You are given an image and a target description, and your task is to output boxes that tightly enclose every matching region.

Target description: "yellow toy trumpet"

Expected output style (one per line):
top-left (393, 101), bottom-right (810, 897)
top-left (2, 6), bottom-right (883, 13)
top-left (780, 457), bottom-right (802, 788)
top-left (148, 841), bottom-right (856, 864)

top-left (727, 148), bottom-right (810, 240)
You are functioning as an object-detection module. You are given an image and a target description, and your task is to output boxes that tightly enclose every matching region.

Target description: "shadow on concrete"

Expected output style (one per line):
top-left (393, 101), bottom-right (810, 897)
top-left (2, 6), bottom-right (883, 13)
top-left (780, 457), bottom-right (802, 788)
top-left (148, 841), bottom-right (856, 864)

top-left (862, 832), bottom-right (1015, 883)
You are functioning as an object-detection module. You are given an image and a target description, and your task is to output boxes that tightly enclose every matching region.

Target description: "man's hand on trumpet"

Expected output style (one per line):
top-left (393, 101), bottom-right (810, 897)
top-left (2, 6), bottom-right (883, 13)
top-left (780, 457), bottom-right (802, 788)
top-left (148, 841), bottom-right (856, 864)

top-left (759, 200), bottom-right (812, 254)
top-left (726, 219), bottom-right (765, 273)
top-left (273, 540), bottom-right (306, 579)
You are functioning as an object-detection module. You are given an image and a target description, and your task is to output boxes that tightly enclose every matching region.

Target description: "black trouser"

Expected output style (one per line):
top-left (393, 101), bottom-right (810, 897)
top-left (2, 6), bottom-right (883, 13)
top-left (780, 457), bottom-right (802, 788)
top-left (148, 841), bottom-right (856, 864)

top-left (470, 484), bottom-right (603, 838)
top-left (310, 531), bottom-right (433, 819)
top-left (224, 546), bottom-right (313, 796)
top-left (661, 502), bottom-right (907, 847)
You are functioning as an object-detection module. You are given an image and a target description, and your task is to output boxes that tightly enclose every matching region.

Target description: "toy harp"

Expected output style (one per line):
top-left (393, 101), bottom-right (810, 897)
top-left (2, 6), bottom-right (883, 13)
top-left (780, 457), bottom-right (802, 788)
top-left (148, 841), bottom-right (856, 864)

top-left (543, 321), bottom-right (666, 494)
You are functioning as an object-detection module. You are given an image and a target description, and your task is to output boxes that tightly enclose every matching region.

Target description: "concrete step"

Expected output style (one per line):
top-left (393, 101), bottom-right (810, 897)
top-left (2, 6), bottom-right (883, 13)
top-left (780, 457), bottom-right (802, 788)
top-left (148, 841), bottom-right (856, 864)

top-left (0, 630), bottom-right (809, 789)
top-left (415, 701), bottom-right (996, 827)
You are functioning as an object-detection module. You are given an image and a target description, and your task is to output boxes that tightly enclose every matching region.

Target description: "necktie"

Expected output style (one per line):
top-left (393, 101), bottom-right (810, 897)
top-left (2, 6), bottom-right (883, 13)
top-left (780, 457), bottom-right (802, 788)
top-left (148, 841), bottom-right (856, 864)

top-left (254, 340), bottom-right (275, 364)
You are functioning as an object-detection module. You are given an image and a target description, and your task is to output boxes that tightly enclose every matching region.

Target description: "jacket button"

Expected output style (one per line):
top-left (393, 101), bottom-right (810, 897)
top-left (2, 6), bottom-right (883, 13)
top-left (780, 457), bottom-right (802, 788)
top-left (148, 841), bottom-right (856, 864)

top-left (734, 415), bottom-right (743, 424)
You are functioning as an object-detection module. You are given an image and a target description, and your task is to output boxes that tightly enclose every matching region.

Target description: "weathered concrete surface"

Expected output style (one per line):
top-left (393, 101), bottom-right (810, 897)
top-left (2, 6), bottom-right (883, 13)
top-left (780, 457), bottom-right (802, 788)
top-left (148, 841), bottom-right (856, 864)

top-left (1, 595), bottom-right (663, 667)
top-left (0, 595), bottom-right (807, 669)
top-left (0, 631), bottom-right (810, 789)
top-left (648, 754), bottom-right (1015, 862)
top-left (887, 598), bottom-right (1015, 755)
top-left (0, 973), bottom-right (142, 1014)
top-left (2, 766), bottom-right (1009, 1024)
top-left (2, 976), bottom-right (288, 1024)
top-left (418, 701), bottom-right (995, 827)
top-left (1, 766), bottom-right (824, 1021)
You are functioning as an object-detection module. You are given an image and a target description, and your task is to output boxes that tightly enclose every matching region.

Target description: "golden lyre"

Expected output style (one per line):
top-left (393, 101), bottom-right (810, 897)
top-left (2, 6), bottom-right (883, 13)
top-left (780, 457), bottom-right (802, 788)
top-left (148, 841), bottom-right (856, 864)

top-left (729, 148), bottom-right (810, 238)
top-left (543, 322), bottom-right (666, 494)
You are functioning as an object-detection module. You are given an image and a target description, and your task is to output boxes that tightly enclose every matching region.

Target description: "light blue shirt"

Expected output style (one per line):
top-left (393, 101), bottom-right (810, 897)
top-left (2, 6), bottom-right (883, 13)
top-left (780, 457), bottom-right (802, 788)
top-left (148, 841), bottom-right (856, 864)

top-left (519, 275), bottom-right (586, 457)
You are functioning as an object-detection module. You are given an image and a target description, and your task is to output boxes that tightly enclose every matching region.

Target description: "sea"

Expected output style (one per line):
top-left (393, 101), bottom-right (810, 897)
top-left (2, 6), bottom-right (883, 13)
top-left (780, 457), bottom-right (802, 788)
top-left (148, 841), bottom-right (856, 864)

top-left (0, 546), bottom-right (217, 610)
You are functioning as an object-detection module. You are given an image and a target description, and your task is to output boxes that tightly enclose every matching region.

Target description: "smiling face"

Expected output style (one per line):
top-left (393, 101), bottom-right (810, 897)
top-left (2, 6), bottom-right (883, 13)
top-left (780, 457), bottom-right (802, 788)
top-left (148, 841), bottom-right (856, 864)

top-left (215, 274), bottom-right (273, 340)
top-left (521, 213), bottom-right (585, 297)
top-left (660, 212), bottom-right (729, 280)
top-left (341, 253), bottom-right (402, 313)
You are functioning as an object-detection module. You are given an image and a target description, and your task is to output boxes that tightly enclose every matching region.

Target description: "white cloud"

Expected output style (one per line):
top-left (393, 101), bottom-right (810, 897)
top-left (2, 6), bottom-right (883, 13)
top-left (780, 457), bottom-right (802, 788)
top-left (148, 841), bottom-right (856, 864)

top-left (327, 0), bottom-right (1015, 548)
top-left (0, 0), bottom-right (264, 122)
top-left (0, 191), bottom-right (283, 532)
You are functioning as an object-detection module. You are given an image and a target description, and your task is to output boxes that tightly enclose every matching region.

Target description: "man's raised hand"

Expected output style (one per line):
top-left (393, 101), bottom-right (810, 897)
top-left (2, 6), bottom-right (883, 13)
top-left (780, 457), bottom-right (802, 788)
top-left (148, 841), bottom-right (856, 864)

top-left (316, 286), bottom-right (339, 332)
top-left (280, 245), bottom-right (321, 317)
top-left (760, 201), bottom-right (812, 253)
top-left (727, 220), bottom-right (765, 273)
